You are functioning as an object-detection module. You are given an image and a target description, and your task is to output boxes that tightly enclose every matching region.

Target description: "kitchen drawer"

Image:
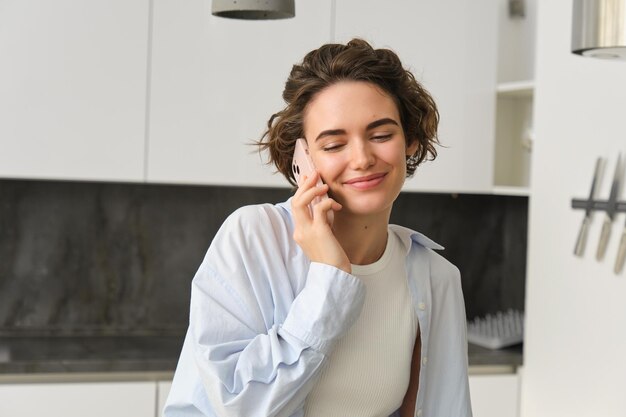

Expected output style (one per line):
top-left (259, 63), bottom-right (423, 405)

top-left (469, 370), bottom-right (521, 417)
top-left (0, 381), bottom-right (155, 417)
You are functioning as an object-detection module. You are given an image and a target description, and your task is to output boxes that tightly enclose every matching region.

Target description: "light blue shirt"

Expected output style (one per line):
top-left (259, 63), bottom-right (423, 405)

top-left (164, 200), bottom-right (472, 417)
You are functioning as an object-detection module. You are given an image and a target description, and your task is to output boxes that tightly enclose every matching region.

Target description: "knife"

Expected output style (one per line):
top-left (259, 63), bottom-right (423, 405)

top-left (597, 153), bottom-right (622, 260)
top-left (616, 217), bottom-right (626, 274)
top-left (574, 158), bottom-right (603, 257)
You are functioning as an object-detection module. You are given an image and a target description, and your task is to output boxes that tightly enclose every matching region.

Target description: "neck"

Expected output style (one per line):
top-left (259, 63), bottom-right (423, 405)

top-left (332, 209), bottom-right (391, 265)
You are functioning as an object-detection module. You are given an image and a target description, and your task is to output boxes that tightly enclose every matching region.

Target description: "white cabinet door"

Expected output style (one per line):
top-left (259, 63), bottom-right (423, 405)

top-left (469, 373), bottom-right (520, 417)
top-left (147, 0), bottom-right (333, 187)
top-left (157, 380), bottom-right (172, 417)
top-left (0, 0), bottom-right (149, 182)
top-left (334, 0), bottom-right (499, 194)
top-left (0, 381), bottom-right (155, 417)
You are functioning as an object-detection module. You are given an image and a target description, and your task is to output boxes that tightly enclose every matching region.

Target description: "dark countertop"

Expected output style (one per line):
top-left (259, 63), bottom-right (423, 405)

top-left (0, 335), bottom-right (522, 376)
top-left (0, 336), bottom-right (182, 375)
top-left (468, 342), bottom-right (523, 367)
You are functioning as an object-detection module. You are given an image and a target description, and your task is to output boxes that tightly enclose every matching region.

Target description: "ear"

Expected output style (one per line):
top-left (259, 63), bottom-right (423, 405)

top-left (406, 139), bottom-right (419, 157)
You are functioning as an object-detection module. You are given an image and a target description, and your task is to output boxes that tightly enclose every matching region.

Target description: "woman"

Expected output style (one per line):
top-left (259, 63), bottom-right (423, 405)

top-left (164, 39), bottom-right (471, 417)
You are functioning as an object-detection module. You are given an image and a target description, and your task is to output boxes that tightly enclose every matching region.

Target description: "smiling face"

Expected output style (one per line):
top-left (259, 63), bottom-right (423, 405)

top-left (303, 81), bottom-right (418, 217)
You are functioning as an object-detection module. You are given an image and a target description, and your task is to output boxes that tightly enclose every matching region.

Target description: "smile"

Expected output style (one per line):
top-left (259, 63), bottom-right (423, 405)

top-left (344, 173), bottom-right (387, 190)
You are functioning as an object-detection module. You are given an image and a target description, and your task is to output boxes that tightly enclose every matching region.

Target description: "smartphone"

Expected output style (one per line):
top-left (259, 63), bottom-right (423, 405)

top-left (292, 138), bottom-right (333, 224)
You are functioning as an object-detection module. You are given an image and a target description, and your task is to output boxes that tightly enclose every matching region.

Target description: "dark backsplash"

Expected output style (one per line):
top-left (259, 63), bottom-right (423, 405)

top-left (0, 179), bottom-right (527, 336)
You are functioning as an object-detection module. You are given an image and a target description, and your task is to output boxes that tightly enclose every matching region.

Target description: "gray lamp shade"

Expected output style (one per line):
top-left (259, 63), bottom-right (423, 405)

top-left (212, 0), bottom-right (295, 20)
top-left (572, 0), bottom-right (626, 59)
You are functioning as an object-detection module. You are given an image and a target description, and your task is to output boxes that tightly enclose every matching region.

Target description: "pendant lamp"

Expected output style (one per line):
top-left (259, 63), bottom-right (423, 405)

top-left (572, 0), bottom-right (626, 60)
top-left (212, 0), bottom-right (295, 20)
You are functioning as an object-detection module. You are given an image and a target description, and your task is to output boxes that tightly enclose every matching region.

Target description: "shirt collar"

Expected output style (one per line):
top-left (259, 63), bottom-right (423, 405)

top-left (388, 224), bottom-right (445, 254)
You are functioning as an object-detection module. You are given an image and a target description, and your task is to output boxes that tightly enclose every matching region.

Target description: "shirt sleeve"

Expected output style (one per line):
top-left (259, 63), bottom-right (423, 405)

top-left (189, 206), bottom-right (366, 417)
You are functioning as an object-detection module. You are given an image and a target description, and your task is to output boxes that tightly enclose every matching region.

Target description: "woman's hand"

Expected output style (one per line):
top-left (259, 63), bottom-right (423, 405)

top-left (291, 172), bottom-right (351, 274)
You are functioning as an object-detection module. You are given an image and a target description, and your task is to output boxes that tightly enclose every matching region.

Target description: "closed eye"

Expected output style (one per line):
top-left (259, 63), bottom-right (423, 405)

top-left (372, 134), bottom-right (393, 142)
top-left (322, 143), bottom-right (345, 152)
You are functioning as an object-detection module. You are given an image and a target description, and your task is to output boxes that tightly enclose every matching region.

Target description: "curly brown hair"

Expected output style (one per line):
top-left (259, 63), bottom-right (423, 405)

top-left (256, 38), bottom-right (439, 186)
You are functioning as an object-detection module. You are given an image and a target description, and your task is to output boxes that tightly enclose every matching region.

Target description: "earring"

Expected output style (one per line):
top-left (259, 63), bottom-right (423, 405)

top-left (406, 154), bottom-right (419, 171)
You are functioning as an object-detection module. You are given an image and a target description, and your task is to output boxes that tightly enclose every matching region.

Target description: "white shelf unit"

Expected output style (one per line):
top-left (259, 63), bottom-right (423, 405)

top-left (493, 83), bottom-right (534, 190)
top-left (492, 0), bottom-right (537, 193)
top-left (496, 80), bottom-right (535, 97)
top-left (492, 185), bottom-right (531, 197)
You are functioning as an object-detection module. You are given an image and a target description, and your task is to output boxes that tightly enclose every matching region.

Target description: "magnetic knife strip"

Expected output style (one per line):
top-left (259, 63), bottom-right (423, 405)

top-left (571, 154), bottom-right (626, 274)
top-left (571, 200), bottom-right (626, 212)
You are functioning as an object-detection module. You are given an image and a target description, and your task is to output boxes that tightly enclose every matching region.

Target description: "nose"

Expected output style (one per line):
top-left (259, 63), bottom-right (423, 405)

top-left (349, 140), bottom-right (376, 170)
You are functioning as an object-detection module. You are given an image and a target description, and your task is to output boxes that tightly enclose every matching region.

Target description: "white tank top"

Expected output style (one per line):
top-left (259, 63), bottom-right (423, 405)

top-left (304, 229), bottom-right (418, 417)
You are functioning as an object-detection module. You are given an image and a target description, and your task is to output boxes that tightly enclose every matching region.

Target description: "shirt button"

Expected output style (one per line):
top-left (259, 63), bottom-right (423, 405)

top-left (422, 356), bottom-right (428, 365)
top-left (417, 409), bottom-right (423, 416)
top-left (418, 302), bottom-right (426, 310)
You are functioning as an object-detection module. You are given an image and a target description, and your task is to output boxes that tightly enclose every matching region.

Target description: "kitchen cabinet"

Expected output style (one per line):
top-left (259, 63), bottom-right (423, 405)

top-left (334, 0), bottom-right (499, 194)
top-left (0, 374), bottom-right (519, 416)
top-left (157, 372), bottom-right (520, 416)
top-left (0, 0), bottom-right (150, 183)
top-left (0, 381), bottom-right (155, 417)
top-left (0, 0), bottom-right (536, 194)
top-left (146, 0), bottom-right (333, 187)
top-left (157, 380), bottom-right (172, 417)
top-left (492, 0), bottom-right (537, 193)
top-left (469, 371), bottom-right (521, 417)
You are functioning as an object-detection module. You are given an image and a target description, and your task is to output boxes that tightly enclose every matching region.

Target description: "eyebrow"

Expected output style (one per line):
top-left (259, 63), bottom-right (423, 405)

top-left (314, 117), bottom-right (400, 141)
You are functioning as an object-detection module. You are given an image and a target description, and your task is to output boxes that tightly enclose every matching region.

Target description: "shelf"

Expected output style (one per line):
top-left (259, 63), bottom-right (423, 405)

top-left (497, 80), bottom-right (535, 98)
top-left (493, 80), bottom-right (534, 189)
top-left (491, 186), bottom-right (530, 197)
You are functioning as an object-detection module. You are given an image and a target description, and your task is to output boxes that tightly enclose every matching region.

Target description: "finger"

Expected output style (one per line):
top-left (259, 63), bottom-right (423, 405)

top-left (311, 197), bottom-right (340, 225)
top-left (305, 171), bottom-right (321, 185)
top-left (293, 181), bottom-right (328, 209)
top-left (291, 194), bottom-right (312, 228)
top-left (292, 172), bottom-right (328, 227)
top-left (297, 171), bottom-right (322, 190)
top-left (292, 184), bottom-right (327, 226)
top-left (293, 172), bottom-right (319, 202)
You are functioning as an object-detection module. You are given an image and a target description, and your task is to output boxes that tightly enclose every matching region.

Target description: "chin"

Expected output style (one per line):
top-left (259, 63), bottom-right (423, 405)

top-left (337, 193), bottom-right (396, 217)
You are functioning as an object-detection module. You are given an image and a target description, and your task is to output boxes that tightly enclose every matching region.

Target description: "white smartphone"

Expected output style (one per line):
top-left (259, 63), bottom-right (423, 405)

top-left (292, 138), bottom-right (333, 224)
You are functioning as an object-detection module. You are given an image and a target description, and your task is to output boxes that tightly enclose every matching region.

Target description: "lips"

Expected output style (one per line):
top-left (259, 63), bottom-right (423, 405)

top-left (344, 173), bottom-right (387, 189)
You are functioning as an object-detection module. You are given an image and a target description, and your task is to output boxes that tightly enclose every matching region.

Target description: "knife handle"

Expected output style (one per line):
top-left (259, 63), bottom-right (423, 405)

top-left (574, 216), bottom-right (590, 257)
top-left (596, 216), bottom-right (612, 261)
top-left (615, 229), bottom-right (626, 274)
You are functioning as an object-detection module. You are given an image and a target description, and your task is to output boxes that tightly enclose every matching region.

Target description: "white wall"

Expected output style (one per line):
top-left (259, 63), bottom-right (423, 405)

top-left (522, 2), bottom-right (626, 416)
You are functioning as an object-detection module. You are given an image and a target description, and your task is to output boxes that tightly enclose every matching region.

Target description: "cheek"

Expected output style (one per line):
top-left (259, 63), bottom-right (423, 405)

top-left (311, 154), bottom-right (343, 180)
top-left (382, 144), bottom-right (408, 167)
